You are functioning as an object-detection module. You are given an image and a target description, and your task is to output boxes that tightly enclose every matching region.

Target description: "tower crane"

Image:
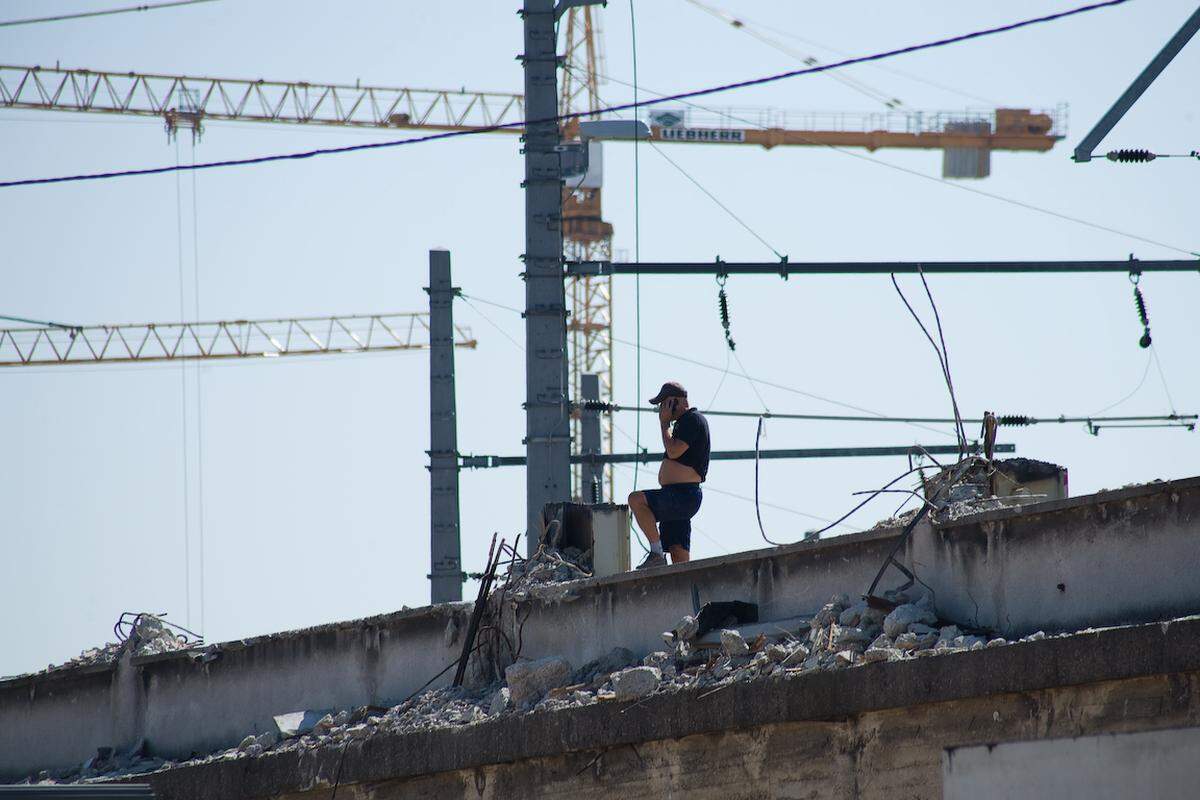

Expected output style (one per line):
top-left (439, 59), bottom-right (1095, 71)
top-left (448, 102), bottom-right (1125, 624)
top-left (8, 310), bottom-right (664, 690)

top-left (0, 312), bottom-right (476, 367)
top-left (0, 50), bottom-right (1063, 487)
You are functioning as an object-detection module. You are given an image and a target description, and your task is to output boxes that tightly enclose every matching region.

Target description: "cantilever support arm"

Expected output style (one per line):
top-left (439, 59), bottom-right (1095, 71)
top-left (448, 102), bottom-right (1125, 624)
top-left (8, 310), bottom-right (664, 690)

top-left (1073, 4), bottom-right (1200, 162)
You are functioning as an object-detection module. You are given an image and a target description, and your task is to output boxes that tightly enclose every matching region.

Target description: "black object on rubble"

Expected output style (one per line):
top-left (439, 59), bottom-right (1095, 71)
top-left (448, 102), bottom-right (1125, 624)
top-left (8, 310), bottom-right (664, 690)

top-left (694, 601), bottom-right (759, 639)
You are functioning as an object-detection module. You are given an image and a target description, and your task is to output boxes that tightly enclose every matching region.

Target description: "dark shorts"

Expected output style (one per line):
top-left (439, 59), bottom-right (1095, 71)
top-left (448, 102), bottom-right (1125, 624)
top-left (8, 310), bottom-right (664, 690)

top-left (642, 483), bottom-right (703, 552)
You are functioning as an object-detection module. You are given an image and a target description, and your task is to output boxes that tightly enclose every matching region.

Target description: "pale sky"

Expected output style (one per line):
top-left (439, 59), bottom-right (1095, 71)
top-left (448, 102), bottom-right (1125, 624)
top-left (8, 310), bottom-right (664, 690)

top-left (2, 0), bottom-right (1197, 677)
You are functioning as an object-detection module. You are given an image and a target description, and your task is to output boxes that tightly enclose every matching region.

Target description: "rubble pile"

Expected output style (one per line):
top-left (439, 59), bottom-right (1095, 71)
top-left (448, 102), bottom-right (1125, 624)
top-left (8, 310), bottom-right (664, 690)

top-left (499, 541), bottom-right (591, 603)
top-left (43, 614), bottom-right (192, 673)
top-left (21, 587), bottom-right (1061, 786)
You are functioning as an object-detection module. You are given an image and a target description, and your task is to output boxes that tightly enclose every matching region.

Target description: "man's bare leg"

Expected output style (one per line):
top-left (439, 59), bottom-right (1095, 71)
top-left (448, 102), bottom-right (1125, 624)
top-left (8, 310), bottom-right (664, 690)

top-left (668, 545), bottom-right (690, 564)
top-left (628, 491), bottom-right (661, 547)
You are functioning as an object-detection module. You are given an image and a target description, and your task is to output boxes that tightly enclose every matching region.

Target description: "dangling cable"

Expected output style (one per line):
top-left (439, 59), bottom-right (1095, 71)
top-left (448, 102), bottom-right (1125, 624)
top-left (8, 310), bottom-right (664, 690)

top-left (191, 140), bottom-right (206, 638)
top-left (174, 136), bottom-right (192, 629)
top-left (754, 416), bottom-right (784, 546)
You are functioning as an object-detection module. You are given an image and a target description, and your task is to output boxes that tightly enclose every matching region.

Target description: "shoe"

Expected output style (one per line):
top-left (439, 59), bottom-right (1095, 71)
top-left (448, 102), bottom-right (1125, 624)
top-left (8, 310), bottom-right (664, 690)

top-left (636, 552), bottom-right (668, 570)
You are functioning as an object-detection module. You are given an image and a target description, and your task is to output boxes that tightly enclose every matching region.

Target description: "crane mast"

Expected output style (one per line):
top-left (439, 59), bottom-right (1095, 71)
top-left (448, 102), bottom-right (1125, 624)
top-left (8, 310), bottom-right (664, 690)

top-left (559, 7), bottom-right (616, 501)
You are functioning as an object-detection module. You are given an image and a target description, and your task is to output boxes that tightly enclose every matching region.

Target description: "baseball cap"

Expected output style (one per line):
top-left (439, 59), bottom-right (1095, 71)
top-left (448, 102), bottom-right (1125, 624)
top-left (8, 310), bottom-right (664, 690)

top-left (649, 381), bottom-right (687, 405)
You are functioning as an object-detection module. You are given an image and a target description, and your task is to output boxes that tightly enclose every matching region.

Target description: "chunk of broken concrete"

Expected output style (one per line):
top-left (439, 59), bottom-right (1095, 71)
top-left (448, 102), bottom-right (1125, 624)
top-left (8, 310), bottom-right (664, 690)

top-left (868, 634), bottom-right (893, 651)
top-left (838, 602), bottom-right (868, 627)
top-left (780, 644), bottom-right (809, 668)
top-left (488, 687), bottom-right (511, 716)
top-left (643, 650), bottom-right (677, 678)
top-left (274, 710), bottom-right (330, 739)
top-left (883, 604), bottom-right (937, 638)
top-left (895, 631), bottom-right (938, 651)
top-left (505, 656), bottom-right (573, 709)
top-left (938, 625), bottom-right (961, 641)
top-left (573, 646), bottom-right (636, 685)
top-left (612, 666), bottom-right (661, 700)
top-left (663, 614), bottom-right (700, 645)
top-left (720, 629), bottom-right (750, 657)
top-left (237, 735), bottom-right (258, 753)
top-left (834, 649), bottom-right (859, 667)
top-left (763, 644), bottom-right (790, 664)
top-left (832, 625), bottom-right (872, 648)
top-left (862, 647), bottom-right (901, 663)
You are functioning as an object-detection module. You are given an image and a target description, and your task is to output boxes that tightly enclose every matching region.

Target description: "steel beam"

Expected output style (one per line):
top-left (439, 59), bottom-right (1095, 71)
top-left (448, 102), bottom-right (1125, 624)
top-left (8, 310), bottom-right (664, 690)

top-left (565, 259), bottom-right (1199, 277)
top-left (1073, 5), bottom-right (1200, 162)
top-left (427, 250), bottom-right (464, 604)
top-left (461, 443), bottom-right (1014, 469)
top-left (522, 0), bottom-right (572, 553)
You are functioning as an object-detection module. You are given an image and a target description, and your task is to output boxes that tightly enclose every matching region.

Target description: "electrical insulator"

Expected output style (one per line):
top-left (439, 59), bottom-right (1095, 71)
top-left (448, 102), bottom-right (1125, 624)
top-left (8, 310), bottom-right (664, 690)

top-left (1106, 149), bottom-right (1157, 163)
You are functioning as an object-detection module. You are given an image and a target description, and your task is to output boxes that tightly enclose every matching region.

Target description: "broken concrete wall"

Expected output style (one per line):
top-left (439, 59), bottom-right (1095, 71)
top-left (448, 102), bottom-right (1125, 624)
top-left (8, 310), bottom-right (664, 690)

top-left (3, 477), bottom-right (1198, 782)
top-left (0, 604), bottom-right (470, 780)
top-left (909, 477), bottom-right (1200, 637)
top-left (512, 477), bottom-right (1200, 669)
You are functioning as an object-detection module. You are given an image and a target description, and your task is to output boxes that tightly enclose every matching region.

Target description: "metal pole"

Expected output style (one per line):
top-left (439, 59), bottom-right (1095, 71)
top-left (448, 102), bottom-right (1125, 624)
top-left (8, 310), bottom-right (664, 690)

top-left (427, 249), bottom-right (463, 604)
top-left (460, 443), bottom-right (1014, 469)
top-left (564, 259), bottom-right (1199, 277)
top-left (1073, 5), bottom-right (1200, 162)
top-left (522, 0), bottom-right (572, 553)
top-left (580, 373), bottom-right (603, 502)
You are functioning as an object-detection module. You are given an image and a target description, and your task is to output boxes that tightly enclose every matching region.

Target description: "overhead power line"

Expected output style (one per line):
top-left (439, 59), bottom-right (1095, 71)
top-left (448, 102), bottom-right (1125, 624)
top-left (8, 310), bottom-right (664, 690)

top-left (0, 0), bottom-right (1132, 188)
top-left (0, 0), bottom-right (220, 27)
top-left (580, 402), bottom-right (1197, 429)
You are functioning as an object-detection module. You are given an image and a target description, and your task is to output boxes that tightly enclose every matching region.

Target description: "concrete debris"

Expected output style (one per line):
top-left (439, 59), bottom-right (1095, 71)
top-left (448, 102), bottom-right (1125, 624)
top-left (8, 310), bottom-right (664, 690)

top-left (503, 544), bottom-right (591, 604)
top-left (487, 687), bottom-right (511, 716)
top-left (611, 666), bottom-right (661, 700)
top-left (42, 614), bottom-right (191, 673)
top-left (883, 604), bottom-right (938, 638)
top-left (25, 586), bottom-right (1050, 787)
top-left (662, 614), bottom-right (699, 646)
top-left (720, 629), bottom-right (749, 658)
top-left (273, 710), bottom-right (327, 738)
top-left (643, 650), bottom-right (677, 679)
top-left (573, 647), bottom-right (637, 687)
top-left (504, 656), bottom-right (572, 709)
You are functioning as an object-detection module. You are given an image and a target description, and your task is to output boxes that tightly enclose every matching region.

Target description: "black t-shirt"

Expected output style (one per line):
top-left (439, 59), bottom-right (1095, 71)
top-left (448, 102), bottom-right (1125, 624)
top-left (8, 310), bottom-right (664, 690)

top-left (669, 408), bottom-right (711, 481)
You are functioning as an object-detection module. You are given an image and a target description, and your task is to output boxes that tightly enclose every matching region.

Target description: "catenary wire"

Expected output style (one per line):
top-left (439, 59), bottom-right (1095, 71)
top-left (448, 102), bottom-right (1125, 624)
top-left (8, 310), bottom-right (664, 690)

top-left (891, 273), bottom-right (966, 454)
top-left (461, 296), bottom-right (525, 352)
top-left (459, 291), bottom-right (956, 439)
top-left (1149, 345), bottom-right (1178, 414)
top-left (459, 292), bottom-right (955, 438)
top-left (630, 0), bottom-right (644, 496)
top-left (0, 0), bottom-right (1135, 189)
top-left (0, 313), bottom-right (81, 330)
top-left (0, 0), bottom-right (220, 27)
top-left (173, 137), bottom-right (192, 629)
top-left (1090, 353), bottom-right (1154, 415)
top-left (915, 269), bottom-right (967, 453)
top-left (647, 141), bottom-right (784, 258)
top-left (681, 0), bottom-right (1000, 106)
top-left (682, 0), bottom-right (904, 109)
top-left (190, 141), bottom-right (207, 638)
top-left (590, 403), bottom-right (1194, 428)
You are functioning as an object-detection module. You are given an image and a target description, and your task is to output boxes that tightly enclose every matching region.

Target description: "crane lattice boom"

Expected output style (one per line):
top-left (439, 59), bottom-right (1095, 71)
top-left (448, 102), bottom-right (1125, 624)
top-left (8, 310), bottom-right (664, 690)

top-left (0, 312), bottom-right (476, 367)
top-left (0, 64), bottom-right (1062, 156)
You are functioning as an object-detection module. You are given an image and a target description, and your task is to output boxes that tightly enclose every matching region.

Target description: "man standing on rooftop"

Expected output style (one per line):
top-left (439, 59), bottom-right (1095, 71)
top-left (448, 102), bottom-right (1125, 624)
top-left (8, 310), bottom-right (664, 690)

top-left (628, 381), bottom-right (711, 570)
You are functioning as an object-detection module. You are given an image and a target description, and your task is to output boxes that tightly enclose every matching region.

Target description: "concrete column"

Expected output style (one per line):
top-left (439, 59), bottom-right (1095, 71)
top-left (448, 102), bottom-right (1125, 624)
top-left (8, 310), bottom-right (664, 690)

top-left (522, 0), bottom-right (571, 552)
top-left (427, 249), bottom-right (463, 604)
top-left (581, 373), bottom-right (602, 503)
